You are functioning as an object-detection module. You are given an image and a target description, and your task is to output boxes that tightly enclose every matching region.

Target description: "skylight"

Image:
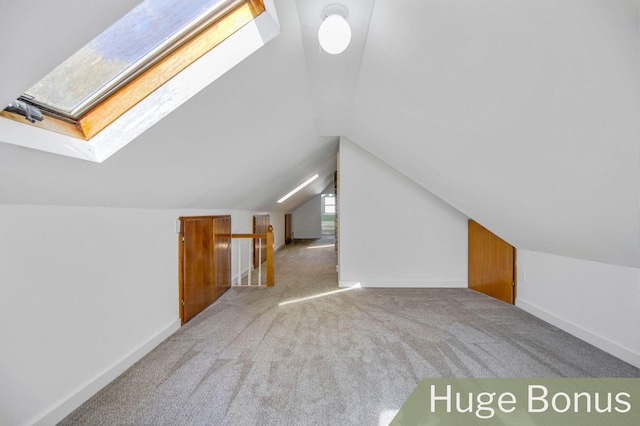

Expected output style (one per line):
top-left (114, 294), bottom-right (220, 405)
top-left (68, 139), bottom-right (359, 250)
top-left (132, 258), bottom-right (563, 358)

top-left (277, 174), bottom-right (319, 203)
top-left (24, 0), bottom-right (231, 120)
top-left (1, 0), bottom-right (274, 147)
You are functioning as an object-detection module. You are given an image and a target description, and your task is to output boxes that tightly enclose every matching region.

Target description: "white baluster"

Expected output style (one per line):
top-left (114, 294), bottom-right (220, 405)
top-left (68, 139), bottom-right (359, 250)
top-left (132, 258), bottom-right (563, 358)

top-left (237, 238), bottom-right (241, 286)
top-left (258, 238), bottom-right (262, 286)
top-left (247, 239), bottom-right (252, 286)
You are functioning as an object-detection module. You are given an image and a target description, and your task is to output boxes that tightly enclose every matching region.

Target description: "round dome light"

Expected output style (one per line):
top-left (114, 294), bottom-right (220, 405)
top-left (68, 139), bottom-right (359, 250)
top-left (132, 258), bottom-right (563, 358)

top-left (318, 14), bottom-right (351, 55)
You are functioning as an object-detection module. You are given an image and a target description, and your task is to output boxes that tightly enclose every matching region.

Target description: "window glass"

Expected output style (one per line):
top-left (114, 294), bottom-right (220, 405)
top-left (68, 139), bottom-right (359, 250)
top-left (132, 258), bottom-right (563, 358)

top-left (24, 0), bottom-right (227, 118)
top-left (324, 196), bottom-right (336, 215)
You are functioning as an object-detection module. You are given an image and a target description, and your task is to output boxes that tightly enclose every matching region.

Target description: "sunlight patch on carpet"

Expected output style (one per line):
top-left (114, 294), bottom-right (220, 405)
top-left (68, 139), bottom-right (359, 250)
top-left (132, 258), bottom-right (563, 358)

top-left (278, 283), bottom-right (361, 306)
top-left (379, 408), bottom-right (400, 426)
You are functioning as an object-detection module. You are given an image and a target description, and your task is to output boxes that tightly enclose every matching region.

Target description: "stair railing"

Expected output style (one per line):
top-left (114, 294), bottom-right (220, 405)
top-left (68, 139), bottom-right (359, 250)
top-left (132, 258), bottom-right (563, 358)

top-left (231, 225), bottom-right (274, 287)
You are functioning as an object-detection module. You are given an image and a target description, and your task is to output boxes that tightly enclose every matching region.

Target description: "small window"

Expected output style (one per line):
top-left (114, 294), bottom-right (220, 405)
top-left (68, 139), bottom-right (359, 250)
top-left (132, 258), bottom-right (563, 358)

top-left (2, 0), bottom-right (265, 140)
top-left (324, 196), bottom-right (336, 215)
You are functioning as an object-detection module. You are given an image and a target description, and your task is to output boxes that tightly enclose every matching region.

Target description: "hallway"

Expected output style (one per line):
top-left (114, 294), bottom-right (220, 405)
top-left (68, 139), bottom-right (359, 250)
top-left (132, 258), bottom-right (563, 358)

top-left (61, 237), bottom-right (638, 425)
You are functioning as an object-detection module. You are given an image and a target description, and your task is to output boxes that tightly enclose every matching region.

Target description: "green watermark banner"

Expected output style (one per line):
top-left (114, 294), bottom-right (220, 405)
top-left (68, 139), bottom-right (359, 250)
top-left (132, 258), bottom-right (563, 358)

top-left (391, 378), bottom-right (640, 425)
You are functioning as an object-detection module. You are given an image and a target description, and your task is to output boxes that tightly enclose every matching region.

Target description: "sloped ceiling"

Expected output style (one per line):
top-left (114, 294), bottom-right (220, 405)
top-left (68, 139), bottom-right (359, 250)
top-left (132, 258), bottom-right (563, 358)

top-left (0, 0), bottom-right (637, 267)
top-left (0, 0), bottom-right (338, 213)
top-left (346, 0), bottom-right (639, 268)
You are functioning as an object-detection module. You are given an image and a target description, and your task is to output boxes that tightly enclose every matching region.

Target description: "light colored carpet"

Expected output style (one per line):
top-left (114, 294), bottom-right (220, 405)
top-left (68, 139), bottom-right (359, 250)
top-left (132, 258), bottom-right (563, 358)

top-left (60, 236), bottom-right (638, 425)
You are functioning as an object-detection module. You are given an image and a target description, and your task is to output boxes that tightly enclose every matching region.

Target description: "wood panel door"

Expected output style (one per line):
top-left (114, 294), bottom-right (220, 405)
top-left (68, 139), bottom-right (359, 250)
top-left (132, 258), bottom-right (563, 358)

top-left (253, 214), bottom-right (270, 269)
top-left (284, 214), bottom-right (292, 245)
top-left (181, 217), bottom-right (214, 324)
top-left (213, 216), bottom-right (231, 300)
top-left (179, 215), bottom-right (232, 324)
top-left (468, 220), bottom-right (515, 304)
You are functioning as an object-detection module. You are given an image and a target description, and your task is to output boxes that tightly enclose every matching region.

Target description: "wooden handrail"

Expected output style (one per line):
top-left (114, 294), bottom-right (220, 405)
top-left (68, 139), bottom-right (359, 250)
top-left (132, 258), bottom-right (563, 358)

top-left (229, 225), bottom-right (274, 287)
top-left (229, 233), bottom-right (268, 239)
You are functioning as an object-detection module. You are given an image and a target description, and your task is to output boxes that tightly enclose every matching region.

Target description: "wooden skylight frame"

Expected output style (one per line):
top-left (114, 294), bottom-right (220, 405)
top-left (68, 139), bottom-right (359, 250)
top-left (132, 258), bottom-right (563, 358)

top-left (1, 0), bottom-right (265, 141)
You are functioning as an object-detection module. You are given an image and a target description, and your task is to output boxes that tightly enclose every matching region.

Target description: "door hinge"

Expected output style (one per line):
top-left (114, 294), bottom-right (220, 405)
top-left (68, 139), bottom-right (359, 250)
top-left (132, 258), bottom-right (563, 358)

top-left (181, 299), bottom-right (185, 306)
top-left (512, 281), bottom-right (515, 287)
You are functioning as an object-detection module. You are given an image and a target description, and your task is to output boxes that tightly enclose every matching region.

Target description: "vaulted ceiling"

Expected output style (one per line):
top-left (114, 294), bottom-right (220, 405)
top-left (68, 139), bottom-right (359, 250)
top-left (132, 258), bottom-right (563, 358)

top-left (0, 0), bottom-right (637, 267)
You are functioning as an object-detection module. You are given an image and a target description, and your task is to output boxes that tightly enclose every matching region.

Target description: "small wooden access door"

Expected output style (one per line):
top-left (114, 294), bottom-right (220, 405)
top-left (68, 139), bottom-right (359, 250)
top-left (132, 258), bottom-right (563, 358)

top-left (284, 214), bottom-right (292, 245)
top-left (253, 214), bottom-right (270, 268)
top-left (179, 216), bottom-right (231, 324)
top-left (468, 220), bottom-right (515, 304)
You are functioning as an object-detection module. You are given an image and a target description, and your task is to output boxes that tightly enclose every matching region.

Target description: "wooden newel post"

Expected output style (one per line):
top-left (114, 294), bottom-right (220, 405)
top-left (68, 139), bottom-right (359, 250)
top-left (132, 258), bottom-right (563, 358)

top-left (266, 225), bottom-right (274, 287)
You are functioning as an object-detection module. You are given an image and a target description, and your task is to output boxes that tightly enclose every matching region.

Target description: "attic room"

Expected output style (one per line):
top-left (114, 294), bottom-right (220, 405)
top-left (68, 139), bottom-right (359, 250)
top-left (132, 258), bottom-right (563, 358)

top-left (0, 0), bottom-right (638, 425)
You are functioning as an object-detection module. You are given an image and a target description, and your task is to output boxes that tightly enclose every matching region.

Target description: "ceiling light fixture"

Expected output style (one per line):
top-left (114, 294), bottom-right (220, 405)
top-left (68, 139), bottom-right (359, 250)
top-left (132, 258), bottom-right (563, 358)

top-left (318, 4), bottom-right (351, 55)
top-left (277, 174), bottom-right (319, 203)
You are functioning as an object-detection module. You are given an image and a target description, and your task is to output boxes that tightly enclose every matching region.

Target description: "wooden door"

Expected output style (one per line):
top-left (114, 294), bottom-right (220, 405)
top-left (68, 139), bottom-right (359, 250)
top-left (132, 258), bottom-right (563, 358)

top-left (253, 214), bottom-right (270, 269)
top-left (468, 220), bottom-right (515, 304)
top-left (213, 216), bottom-right (231, 300)
top-left (284, 214), bottom-right (292, 245)
top-left (179, 215), bottom-right (232, 324)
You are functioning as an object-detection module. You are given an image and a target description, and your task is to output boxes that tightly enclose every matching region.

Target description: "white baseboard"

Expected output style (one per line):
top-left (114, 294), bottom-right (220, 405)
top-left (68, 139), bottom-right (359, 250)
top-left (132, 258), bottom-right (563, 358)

top-left (339, 280), bottom-right (467, 288)
top-left (34, 319), bottom-right (181, 426)
top-left (517, 299), bottom-right (640, 368)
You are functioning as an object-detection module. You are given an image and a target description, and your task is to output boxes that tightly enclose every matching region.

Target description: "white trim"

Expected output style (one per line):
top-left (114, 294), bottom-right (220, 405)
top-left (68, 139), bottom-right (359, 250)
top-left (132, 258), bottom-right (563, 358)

top-left (339, 280), bottom-right (467, 289)
top-left (517, 299), bottom-right (640, 368)
top-left (33, 319), bottom-right (181, 426)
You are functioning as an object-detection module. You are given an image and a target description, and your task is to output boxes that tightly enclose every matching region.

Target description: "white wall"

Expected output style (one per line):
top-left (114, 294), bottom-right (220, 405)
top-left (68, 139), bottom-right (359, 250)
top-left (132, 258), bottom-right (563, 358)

top-left (516, 250), bottom-right (640, 368)
top-left (338, 137), bottom-right (468, 288)
top-left (291, 195), bottom-right (322, 239)
top-left (0, 204), bottom-right (283, 426)
top-left (269, 211), bottom-right (285, 251)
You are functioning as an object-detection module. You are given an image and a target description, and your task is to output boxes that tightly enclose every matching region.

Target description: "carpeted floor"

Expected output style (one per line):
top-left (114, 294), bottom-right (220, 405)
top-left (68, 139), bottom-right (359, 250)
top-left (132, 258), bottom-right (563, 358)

top-left (60, 235), bottom-right (638, 425)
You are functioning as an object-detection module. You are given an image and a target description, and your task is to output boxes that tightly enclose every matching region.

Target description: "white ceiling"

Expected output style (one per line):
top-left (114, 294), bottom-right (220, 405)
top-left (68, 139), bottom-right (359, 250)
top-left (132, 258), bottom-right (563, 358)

top-left (0, 0), bottom-right (637, 267)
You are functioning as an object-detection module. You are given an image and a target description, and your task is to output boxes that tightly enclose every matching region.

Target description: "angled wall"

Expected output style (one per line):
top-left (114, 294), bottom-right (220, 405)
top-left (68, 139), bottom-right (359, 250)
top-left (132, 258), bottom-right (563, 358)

top-left (516, 250), bottom-right (640, 368)
top-left (338, 136), bottom-right (639, 367)
top-left (338, 137), bottom-right (468, 288)
top-left (291, 195), bottom-right (322, 239)
top-left (0, 205), bottom-right (283, 426)
top-left (348, 0), bottom-right (639, 269)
